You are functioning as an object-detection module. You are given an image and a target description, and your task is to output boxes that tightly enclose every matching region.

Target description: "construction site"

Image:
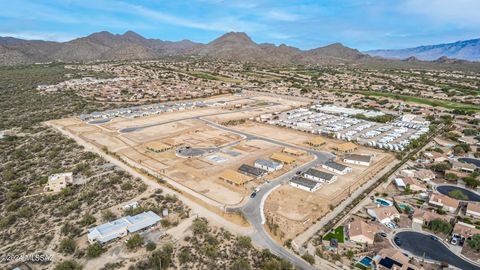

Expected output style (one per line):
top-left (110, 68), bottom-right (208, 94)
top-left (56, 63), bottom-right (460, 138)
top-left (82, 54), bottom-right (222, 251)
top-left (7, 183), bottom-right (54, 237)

top-left (48, 93), bottom-right (394, 242)
top-left (47, 95), bottom-right (312, 207)
top-left (223, 119), bottom-right (395, 241)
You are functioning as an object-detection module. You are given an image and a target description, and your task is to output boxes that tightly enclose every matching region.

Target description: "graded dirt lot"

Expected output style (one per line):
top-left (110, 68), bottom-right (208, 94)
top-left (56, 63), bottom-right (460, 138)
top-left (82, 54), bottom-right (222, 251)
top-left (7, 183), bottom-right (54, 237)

top-left (236, 123), bottom-right (397, 240)
top-left (231, 121), bottom-right (336, 149)
top-left (47, 95), bottom-right (312, 208)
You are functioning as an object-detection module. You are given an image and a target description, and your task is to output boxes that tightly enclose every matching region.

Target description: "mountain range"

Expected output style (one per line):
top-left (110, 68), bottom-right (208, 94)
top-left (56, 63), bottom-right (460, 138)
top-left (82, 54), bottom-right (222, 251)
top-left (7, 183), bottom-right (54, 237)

top-left (1, 31), bottom-right (479, 70)
top-left (365, 38), bottom-right (480, 61)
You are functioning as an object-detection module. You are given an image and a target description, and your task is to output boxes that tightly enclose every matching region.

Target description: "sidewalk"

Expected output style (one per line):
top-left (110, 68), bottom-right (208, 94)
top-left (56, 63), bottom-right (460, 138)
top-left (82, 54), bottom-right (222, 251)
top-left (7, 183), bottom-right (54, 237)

top-left (293, 158), bottom-right (399, 247)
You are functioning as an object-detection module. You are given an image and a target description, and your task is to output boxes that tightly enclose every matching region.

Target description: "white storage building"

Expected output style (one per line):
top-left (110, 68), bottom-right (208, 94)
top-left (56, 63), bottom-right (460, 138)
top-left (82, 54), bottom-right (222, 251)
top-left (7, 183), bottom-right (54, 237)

top-left (290, 176), bottom-right (321, 192)
top-left (88, 211), bottom-right (161, 244)
top-left (321, 161), bottom-right (352, 175)
top-left (254, 159), bottom-right (283, 172)
top-left (303, 168), bottom-right (337, 183)
top-left (343, 154), bottom-right (372, 166)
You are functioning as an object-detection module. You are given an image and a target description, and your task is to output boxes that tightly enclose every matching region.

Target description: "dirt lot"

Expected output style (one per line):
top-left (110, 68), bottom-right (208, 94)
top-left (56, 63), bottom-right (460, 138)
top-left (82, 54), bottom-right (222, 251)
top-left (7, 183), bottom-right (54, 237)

top-left (237, 123), bottom-right (397, 240)
top-left (48, 95), bottom-right (312, 208)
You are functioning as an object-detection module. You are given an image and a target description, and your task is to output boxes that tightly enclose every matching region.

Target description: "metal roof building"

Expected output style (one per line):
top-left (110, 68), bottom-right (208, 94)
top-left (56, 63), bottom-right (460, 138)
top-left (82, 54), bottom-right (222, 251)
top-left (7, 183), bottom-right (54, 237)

top-left (303, 168), bottom-right (337, 183)
top-left (238, 164), bottom-right (267, 178)
top-left (87, 211), bottom-right (161, 244)
top-left (322, 161), bottom-right (352, 175)
top-left (254, 159), bottom-right (283, 172)
top-left (343, 154), bottom-right (372, 166)
top-left (290, 176), bottom-right (321, 192)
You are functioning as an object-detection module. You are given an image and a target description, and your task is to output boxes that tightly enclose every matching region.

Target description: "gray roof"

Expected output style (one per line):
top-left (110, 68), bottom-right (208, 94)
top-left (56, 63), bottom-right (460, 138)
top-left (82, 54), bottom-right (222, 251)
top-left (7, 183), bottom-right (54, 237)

top-left (304, 168), bottom-right (335, 180)
top-left (238, 164), bottom-right (267, 177)
top-left (88, 211), bottom-right (161, 244)
top-left (323, 161), bottom-right (349, 171)
top-left (344, 154), bottom-right (372, 163)
top-left (255, 159), bottom-right (282, 168)
top-left (290, 176), bottom-right (320, 189)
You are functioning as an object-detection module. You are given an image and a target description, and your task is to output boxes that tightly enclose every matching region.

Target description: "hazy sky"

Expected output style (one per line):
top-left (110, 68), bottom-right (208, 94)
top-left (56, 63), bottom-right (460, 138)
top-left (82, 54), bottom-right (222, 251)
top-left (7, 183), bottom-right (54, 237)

top-left (0, 0), bottom-right (479, 50)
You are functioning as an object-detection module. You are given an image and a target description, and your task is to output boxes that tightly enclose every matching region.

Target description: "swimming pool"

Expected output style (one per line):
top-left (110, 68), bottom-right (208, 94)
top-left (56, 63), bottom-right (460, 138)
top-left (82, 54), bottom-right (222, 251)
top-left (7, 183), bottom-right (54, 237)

top-left (399, 204), bottom-right (414, 213)
top-left (375, 198), bottom-right (393, 207)
top-left (359, 257), bottom-right (373, 266)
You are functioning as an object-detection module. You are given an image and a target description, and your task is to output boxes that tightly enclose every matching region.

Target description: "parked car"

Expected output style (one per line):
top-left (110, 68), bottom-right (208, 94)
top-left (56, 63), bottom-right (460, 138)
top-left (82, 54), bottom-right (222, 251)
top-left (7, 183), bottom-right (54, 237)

top-left (386, 223), bottom-right (397, 229)
top-left (430, 235), bottom-right (439, 241)
top-left (250, 192), bottom-right (257, 198)
top-left (394, 237), bottom-right (401, 246)
top-left (451, 237), bottom-right (459, 245)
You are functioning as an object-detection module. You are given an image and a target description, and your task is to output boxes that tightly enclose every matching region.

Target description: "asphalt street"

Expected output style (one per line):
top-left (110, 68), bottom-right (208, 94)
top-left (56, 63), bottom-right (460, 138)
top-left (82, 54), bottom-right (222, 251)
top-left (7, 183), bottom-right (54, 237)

top-left (112, 104), bottom-right (335, 270)
top-left (118, 98), bottom-right (272, 133)
top-left (207, 119), bottom-right (334, 270)
top-left (436, 185), bottom-right (480, 202)
top-left (395, 231), bottom-right (480, 270)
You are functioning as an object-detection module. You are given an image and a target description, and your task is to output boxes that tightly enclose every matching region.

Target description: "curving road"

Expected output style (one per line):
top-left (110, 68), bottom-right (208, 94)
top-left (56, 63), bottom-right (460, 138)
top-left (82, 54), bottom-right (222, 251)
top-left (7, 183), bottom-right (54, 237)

top-left (118, 100), bottom-right (277, 133)
top-left (458, 157), bottom-right (480, 168)
top-left (110, 103), bottom-right (336, 269)
top-left (207, 119), bottom-right (335, 270)
top-left (394, 231), bottom-right (480, 270)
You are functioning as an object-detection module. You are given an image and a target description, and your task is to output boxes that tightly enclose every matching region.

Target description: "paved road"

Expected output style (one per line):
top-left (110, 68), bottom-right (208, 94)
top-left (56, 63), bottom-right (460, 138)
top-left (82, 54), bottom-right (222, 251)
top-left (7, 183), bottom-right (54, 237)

top-left (458, 157), bottom-right (480, 168)
top-left (205, 120), bottom-right (335, 270)
top-left (100, 104), bottom-right (335, 269)
top-left (118, 100), bottom-right (275, 133)
top-left (436, 184), bottom-right (480, 202)
top-left (394, 231), bottom-right (480, 270)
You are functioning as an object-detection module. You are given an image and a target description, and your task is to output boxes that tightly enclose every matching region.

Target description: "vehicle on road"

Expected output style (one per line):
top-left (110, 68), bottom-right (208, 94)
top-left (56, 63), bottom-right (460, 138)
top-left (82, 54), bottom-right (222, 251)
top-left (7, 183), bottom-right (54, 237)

top-left (250, 192), bottom-right (257, 198)
top-left (430, 235), bottom-right (438, 241)
top-left (394, 237), bottom-right (401, 246)
top-left (254, 187), bottom-right (261, 193)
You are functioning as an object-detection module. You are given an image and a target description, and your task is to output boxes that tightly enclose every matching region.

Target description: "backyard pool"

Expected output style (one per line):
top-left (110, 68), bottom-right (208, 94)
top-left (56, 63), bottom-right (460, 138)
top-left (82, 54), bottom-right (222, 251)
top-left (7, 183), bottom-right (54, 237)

top-left (375, 198), bottom-right (393, 207)
top-left (398, 204), bottom-right (413, 213)
top-left (359, 257), bottom-right (372, 266)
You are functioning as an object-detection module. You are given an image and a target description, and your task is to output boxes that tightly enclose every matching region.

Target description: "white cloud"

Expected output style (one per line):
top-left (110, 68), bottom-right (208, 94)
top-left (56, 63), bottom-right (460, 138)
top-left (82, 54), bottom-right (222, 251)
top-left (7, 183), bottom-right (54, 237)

top-left (265, 10), bottom-right (300, 22)
top-left (123, 3), bottom-right (256, 32)
top-left (267, 32), bottom-right (294, 40)
top-left (68, 0), bottom-right (264, 33)
top-left (400, 0), bottom-right (480, 25)
top-left (0, 31), bottom-right (78, 41)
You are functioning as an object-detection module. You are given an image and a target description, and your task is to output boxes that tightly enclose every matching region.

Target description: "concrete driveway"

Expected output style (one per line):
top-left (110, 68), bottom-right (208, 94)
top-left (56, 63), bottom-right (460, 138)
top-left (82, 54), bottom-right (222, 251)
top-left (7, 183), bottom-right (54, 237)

top-left (394, 231), bottom-right (480, 270)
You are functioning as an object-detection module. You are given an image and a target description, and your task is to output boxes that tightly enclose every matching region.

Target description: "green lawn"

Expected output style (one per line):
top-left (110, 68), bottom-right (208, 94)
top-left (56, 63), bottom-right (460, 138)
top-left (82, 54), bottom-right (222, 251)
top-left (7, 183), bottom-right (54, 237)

top-left (354, 263), bottom-right (368, 270)
top-left (189, 71), bottom-right (243, 83)
top-left (243, 71), bottom-right (281, 80)
top-left (360, 91), bottom-right (480, 112)
top-left (323, 226), bottom-right (345, 243)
